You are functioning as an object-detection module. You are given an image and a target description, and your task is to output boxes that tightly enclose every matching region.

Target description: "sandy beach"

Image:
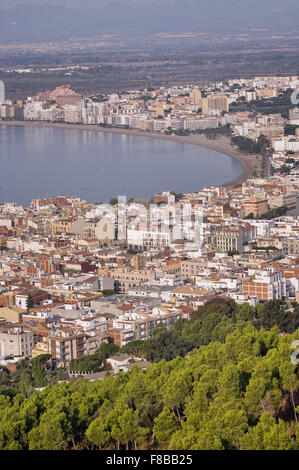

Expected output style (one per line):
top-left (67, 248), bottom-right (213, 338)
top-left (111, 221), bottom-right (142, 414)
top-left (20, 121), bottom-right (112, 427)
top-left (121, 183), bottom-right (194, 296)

top-left (0, 120), bottom-right (262, 189)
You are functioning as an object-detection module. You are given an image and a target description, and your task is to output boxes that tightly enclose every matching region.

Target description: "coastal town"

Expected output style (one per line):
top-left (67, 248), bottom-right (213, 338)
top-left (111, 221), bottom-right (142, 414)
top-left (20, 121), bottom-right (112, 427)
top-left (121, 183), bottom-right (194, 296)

top-left (2, 0), bottom-right (299, 453)
top-left (1, 74), bottom-right (299, 378)
top-left (1, 75), bottom-right (299, 140)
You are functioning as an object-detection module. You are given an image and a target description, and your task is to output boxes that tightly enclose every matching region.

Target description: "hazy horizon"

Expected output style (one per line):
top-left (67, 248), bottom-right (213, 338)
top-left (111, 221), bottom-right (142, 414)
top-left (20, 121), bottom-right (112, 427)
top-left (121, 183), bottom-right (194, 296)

top-left (0, 0), bottom-right (174, 9)
top-left (1, 0), bottom-right (299, 43)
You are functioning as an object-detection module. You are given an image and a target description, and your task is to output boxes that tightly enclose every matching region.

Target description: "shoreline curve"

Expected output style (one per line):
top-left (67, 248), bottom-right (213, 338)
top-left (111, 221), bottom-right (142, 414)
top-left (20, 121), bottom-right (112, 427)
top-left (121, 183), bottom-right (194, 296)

top-left (0, 120), bottom-right (261, 190)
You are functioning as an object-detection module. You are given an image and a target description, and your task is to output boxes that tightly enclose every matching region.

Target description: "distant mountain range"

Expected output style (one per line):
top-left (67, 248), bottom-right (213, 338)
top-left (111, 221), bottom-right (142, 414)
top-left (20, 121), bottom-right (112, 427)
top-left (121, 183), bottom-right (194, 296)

top-left (1, 1), bottom-right (299, 42)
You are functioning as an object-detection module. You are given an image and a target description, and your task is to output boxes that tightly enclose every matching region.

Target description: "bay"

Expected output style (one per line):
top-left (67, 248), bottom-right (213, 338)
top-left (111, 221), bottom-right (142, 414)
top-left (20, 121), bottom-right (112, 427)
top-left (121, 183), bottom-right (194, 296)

top-left (0, 125), bottom-right (243, 206)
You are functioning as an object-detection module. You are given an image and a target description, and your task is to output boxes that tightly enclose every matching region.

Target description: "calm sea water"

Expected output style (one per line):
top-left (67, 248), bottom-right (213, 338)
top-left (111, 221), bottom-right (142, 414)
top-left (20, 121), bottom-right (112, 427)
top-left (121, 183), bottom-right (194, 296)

top-left (0, 125), bottom-right (243, 206)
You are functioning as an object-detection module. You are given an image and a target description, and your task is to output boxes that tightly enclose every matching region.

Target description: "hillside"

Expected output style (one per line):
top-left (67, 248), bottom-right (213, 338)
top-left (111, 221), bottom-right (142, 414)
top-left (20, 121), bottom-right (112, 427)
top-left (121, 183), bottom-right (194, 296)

top-left (0, 322), bottom-right (298, 450)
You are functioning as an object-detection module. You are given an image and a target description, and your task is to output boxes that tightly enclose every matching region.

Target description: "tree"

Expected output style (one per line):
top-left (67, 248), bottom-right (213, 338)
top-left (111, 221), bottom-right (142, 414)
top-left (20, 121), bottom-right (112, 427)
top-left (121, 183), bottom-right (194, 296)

top-left (0, 322), bottom-right (298, 450)
top-left (0, 369), bottom-right (10, 390)
top-left (70, 343), bottom-right (120, 373)
top-left (285, 124), bottom-right (299, 136)
top-left (121, 340), bottom-right (149, 358)
top-left (279, 362), bottom-right (298, 425)
top-left (109, 198), bottom-right (118, 206)
top-left (31, 354), bottom-right (51, 388)
top-left (109, 404), bottom-right (148, 450)
top-left (216, 365), bottom-right (240, 404)
top-left (163, 367), bottom-right (194, 424)
top-left (101, 290), bottom-right (117, 297)
top-left (236, 303), bottom-right (255, 322)
top-left (146, 330), bottom-right (192, 363)
top-left (19, 370), bottom-right (34, 398)
top-left (86, 417), bottom-right (110, 450)
top-left (244, 376), bottom-right (269, 418)
top-left (26, 294), bottom-right (34, 313)
top-left (94, 343), bottom-right (120, 363)
top-left (70, 355), bottom-right (101, 373)
top-left (153, 407), bottom-right (179, 444)
top-left (255, 301), bottom-right (298, 333)
top-left (240, 412), bottom-right (297, 450)
top-left (28, 411), bottom-right (72, 450)
top-left (170, 192), bottom-right (184, 202)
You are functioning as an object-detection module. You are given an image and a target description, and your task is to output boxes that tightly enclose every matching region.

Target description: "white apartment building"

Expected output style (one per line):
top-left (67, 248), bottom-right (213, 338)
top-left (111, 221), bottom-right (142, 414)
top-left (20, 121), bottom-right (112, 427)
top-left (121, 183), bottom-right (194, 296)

top-left (127, 228), bottom-right (172, 249)
top-left (64, 104), bottom-right (83, 123)
top-left (183, 117), bottom-right (219, 131)
top-left (83, 101), bottom-right (108, 124)
top-left (0, 326), bottom-right (34, 359)
top-left (273, 137), bottom-right (299, 153)
top-left (24, 101), bottom-right (43, 120)
top-left (242, 269), bottom-right (287, 300)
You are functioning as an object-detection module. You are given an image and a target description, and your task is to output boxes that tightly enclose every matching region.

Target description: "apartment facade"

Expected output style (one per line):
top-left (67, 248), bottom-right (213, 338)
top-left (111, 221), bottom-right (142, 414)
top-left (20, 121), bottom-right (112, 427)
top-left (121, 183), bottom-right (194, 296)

top-left (181, 259), bottom-right (207, 279)
top-left (242, 270), bottom-right (286, 300)
top-left (48, 329), bottom-right (88, 367)
top-left (127, 228), bottom-right (172, 249)
top-left (282, 238), bottom-right (299, 255)
top-left (110, 268), bottom-right (153, 293)
top-left (0, 326), bottom-right (34, 359)
top-left (51, 218), bottom-right (75, 235)
top-left (208, 226), bottom-right (244, 253)
top-left (243, 199), bottom-right (269, 218)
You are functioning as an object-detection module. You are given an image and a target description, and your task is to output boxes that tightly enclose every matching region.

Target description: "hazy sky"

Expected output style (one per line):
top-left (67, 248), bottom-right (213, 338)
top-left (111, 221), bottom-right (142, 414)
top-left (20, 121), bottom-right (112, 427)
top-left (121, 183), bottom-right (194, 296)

top-left (0, 0), bottom-right (174, 8)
